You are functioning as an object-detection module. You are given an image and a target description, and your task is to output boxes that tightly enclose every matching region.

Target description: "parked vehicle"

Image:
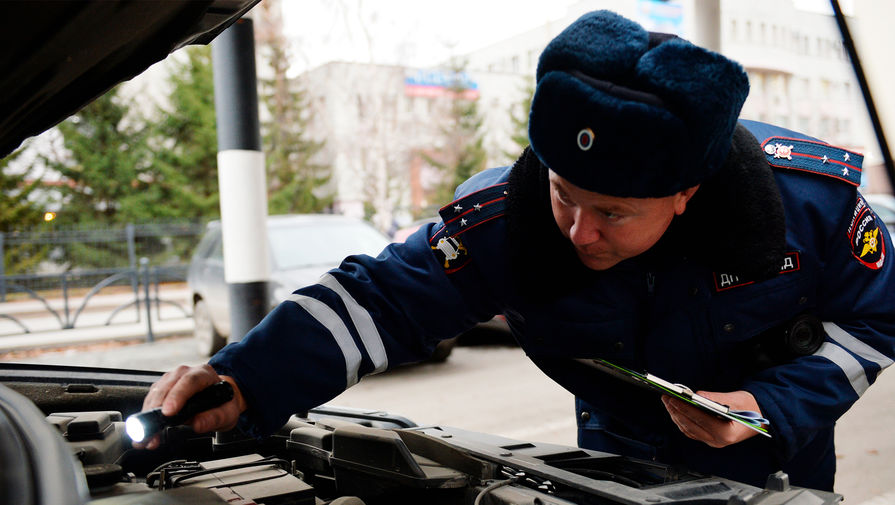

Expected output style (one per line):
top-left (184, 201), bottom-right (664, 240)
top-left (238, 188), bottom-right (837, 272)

top-left (188, 214), bottom-right (389, 355)
top-left (188, 214), bottom-right (459, 360)
top-left (391, 216), bottom-right (440, 242)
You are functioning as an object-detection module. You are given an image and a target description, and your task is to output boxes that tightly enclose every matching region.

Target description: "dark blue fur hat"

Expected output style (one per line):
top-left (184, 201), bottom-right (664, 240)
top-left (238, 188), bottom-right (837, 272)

top-left (529, 10), bottom-right (750, 197)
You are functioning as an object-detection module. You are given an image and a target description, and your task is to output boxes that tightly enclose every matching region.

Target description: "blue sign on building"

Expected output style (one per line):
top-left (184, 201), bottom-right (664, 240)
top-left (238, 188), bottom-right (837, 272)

top-left (404, 69), bottom-right (480, 99)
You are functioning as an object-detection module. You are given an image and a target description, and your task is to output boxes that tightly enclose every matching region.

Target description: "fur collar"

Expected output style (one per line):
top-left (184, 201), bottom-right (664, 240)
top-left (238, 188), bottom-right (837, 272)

top-left (505, 124), bottom-right (786, 296)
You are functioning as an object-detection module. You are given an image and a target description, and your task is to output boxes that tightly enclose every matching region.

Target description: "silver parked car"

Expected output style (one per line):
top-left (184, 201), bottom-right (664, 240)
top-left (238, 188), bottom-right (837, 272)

top-left (188, 214), bottom-right (393, 356)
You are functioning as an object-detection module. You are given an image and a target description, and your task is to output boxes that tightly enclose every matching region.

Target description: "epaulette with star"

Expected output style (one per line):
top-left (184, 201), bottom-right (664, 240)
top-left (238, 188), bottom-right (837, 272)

top-left (438, 182), bottom-right (508, 236)
top-left (427, 182), bottom-right (508, 273)
top-left (760, 136), bottom-right (863, 186)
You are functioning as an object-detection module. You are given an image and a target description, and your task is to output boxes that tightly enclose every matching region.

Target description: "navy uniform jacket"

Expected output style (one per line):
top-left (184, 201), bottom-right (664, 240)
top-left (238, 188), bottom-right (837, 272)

top-left (210, 121), bottom-right (895, 491)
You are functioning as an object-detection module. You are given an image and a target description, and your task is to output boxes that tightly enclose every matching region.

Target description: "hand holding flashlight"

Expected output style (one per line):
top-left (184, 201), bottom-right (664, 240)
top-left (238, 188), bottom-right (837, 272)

top-left (132, 364), bottom-right (246, 449)
top-left (127, 381), bottom-right (234, 443)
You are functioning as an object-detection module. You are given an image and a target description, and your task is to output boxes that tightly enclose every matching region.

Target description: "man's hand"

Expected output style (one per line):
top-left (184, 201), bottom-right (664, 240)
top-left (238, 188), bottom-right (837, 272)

top-left (661, 390), bottom-right (762, 448)
top-left (134, 364), bottom-right (247, 450)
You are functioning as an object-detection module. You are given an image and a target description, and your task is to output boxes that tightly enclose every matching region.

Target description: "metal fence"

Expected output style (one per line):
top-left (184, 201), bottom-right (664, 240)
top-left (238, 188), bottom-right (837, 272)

top-left (0, 221), bottom-right (206, 340)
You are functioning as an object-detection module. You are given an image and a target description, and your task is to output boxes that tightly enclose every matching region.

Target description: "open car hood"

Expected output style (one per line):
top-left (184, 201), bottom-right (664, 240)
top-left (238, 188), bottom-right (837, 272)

top-left (0, 0), bottom-right (259, 157)
top-left (0, 363), bottom-right (843, 505)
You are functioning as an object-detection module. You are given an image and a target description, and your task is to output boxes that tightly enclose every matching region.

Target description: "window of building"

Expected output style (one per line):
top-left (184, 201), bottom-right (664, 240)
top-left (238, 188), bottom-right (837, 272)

top-left (819, 116), bottom-right (831, 137)
top-left (749, 71), bottom-right (764, 96)
top-left (820, 78), bottom-right (831, 98)
top-left (770, 74), bottom-right (786, 96)
top-left (793, 77), bottom-right (807, 98)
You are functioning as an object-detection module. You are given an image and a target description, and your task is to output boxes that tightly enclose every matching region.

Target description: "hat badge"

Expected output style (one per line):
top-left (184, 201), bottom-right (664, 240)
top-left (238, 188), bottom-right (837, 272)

top-left (577, 128), bottom-right (595, 151)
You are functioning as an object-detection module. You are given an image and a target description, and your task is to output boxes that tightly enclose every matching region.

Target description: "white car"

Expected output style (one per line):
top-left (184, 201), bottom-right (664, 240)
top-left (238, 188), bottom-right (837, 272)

top-left (187, 214), bottom-right (391, 355)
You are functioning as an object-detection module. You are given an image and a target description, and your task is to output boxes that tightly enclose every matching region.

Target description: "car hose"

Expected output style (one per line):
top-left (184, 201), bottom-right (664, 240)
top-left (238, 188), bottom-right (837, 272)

top-left (474, 475), bottom-right (523, 505)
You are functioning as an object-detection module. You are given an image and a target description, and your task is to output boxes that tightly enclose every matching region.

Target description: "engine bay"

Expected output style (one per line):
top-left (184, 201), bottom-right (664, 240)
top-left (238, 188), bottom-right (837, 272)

top-left (0, 365), bottom-right (843, 505)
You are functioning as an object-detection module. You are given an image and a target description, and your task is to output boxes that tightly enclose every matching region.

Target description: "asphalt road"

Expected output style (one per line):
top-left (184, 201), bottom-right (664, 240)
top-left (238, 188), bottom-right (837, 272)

top-left (7, 336), bottom-right (895, 504)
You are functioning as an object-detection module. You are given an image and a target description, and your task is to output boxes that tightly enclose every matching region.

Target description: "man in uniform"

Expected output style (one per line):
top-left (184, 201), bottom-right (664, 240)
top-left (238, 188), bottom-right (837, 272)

top-left (139, 11), bottom-right (895, 491)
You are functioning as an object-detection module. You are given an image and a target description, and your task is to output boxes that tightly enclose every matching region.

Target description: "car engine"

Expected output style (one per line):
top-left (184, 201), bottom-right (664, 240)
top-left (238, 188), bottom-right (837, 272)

top-left (0, 365), bottom-right (842, 505)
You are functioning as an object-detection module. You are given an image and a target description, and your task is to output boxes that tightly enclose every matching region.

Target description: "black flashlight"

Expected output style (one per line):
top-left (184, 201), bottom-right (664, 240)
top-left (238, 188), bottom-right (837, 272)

top-left (126, 381), bottom-right (234, 443)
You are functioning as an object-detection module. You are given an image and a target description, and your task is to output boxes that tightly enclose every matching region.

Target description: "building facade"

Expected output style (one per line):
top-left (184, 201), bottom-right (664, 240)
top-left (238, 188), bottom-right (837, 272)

top-left (464, 0), bottom-right (887, 191)
top-left (300, 62), bottom-right (528, 228)
top-left (300, 0), bottom-right (891, 229)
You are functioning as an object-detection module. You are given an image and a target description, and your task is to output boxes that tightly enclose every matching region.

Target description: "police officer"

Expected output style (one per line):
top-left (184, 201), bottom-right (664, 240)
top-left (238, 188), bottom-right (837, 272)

top-left (138, 11), bottom-right (895, 491)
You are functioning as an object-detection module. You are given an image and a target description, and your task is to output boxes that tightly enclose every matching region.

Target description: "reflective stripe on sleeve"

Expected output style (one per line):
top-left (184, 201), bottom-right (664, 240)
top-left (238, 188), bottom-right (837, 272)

top-left (823, 322), bottom-right (894, 373)
top-left (319, 273), bottom-right (388, 374)
top-left (287, 294), bottom-right (361, 387)
top-left (814, 342), bottom-right (870, 397)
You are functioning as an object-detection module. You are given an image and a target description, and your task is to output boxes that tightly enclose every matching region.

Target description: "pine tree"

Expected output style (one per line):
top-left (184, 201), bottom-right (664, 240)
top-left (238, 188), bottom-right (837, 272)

top-left (147, 45), bottom-right (220, 221)
top-left (258, 12), bottom-right (331, 215)
top-left (505, 79), bottom-right (535, 160)
top-left (425, 60), bottom-right (488, 205)
top-left (43, 85), bottom-right (150, 227)
top-left (37, 85), bottom-right (151, 268)
top-left (0, 144), bottom-right (50, 274)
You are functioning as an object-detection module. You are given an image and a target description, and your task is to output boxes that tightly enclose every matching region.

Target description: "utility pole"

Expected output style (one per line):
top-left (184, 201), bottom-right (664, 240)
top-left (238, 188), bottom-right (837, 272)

top-left (691, 0), bottom-right (721, 52)
top-left (212, 17), bottom-right (270, 343)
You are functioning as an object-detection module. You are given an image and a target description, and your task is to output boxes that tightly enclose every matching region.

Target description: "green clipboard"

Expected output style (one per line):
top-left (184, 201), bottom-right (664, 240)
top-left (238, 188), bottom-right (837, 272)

top-left (577, 358), bottom-right (772, 438)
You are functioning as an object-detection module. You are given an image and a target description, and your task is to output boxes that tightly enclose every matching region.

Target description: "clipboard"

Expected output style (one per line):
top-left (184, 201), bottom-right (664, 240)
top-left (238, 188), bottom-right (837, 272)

top-left (576, 358), bottom-right (772, 438)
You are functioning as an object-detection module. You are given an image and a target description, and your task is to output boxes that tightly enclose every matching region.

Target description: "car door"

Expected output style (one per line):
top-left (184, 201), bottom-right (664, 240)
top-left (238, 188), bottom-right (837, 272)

top-left (200, 229), bottom-right (231, 337)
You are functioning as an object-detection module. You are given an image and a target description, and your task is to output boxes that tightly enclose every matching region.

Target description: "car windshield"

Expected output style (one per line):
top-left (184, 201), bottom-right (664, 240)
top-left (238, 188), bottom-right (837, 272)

top-left (269, 221), bottom-right (391, 270)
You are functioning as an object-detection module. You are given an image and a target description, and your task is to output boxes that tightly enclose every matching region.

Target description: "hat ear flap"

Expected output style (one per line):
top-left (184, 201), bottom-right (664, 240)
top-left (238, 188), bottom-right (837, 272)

top-left (536, 10), bottom-right (649, 82)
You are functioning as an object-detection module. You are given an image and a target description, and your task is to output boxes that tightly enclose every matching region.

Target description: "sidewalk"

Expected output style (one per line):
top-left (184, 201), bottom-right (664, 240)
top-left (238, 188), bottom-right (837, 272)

top-left (0, 316), bottom-right (194, 352)
top-left (0, 286), bottom-right (193, 352)
top-left (7, 333), bottom-right (208, 371)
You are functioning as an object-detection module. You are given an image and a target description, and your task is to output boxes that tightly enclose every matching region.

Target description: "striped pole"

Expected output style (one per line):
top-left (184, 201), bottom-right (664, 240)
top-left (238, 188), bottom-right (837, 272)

top-left (212, 17), bottom-right (270, 343)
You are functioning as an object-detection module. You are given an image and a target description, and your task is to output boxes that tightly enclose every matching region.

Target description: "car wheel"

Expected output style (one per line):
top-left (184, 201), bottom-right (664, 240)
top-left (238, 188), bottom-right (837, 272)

top-left (194, 299), bottom-right (225, 357)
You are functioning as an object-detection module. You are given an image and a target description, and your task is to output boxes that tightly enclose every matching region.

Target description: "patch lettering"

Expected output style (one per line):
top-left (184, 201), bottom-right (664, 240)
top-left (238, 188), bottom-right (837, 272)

top-left (713, 252), bottom-right (801, 292)
top-left (847, 197), bottom-right (885, 270)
